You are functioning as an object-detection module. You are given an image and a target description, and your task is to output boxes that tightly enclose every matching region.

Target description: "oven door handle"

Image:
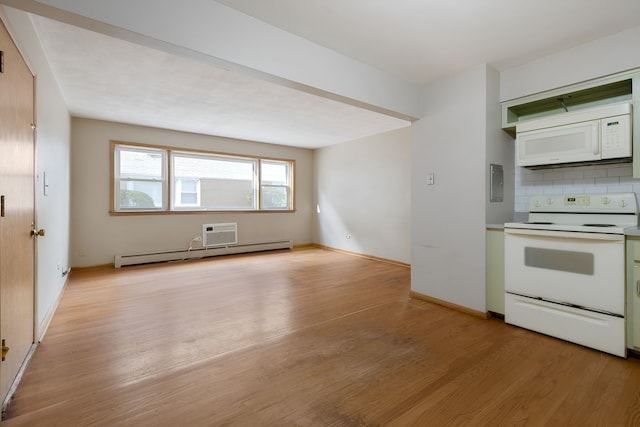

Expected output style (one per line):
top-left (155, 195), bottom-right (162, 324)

top-left (504, 227), bottom-right (624, 241)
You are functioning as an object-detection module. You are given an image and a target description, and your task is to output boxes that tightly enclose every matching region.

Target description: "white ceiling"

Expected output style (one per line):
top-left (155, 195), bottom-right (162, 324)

top-left (27, 1), bottom-right (640, 149)
top-left (30, 15), bottom-right (410, 149)
top-left (217, 0), bottom-right (640, 85)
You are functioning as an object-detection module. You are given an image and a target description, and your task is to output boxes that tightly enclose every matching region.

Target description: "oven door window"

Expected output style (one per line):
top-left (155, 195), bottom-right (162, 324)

top-left (524, 247), bottom-right (594, 275)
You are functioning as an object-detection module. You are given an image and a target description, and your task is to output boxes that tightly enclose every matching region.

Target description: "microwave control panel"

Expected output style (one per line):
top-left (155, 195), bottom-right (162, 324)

top-left (601, 114), bottom-right (632, 159)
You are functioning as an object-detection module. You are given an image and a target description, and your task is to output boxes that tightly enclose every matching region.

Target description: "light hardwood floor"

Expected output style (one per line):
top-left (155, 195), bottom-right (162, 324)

top-left (2, 247), bottom-right (640, 426)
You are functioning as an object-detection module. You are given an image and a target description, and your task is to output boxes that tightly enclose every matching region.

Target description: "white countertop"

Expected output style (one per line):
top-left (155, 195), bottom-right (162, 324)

top-left (624, 227), bottom-right (640, 236)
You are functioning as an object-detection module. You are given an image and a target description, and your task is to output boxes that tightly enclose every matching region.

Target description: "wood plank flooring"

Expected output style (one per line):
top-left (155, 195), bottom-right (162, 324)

top-left (3, 247), bottom-right (640, 425)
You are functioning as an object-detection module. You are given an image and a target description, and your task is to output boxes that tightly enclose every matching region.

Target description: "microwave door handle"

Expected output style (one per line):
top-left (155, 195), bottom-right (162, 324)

top-left (593, 125), bottom-right (600, 155)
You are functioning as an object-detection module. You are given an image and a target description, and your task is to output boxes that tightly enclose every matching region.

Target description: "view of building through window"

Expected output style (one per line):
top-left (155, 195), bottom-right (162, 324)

top-left (172, 153), bottom-right (256, 210)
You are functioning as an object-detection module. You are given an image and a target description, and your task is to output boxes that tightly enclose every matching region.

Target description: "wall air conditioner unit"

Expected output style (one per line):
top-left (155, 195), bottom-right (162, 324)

top-left (202, 223), bottom-right (237, 247)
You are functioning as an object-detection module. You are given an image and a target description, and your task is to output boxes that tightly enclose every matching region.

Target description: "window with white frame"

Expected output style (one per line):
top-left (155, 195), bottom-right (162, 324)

top-left (114, 145), bottom-right (167, 210)
top-left (260, 160), bottom-right (292, 210)
top-left (112, 142), bottom-right (294, 213)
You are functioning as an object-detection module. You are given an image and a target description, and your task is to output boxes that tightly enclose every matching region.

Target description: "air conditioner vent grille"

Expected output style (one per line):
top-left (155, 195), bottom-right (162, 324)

top-left (203, 223), bottom-right (237, 247)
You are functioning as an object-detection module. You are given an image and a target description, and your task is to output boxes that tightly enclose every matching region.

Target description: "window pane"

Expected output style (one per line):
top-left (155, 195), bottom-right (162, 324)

top-left (119, 181), bottom-right (163, 208)
top-left (260, 160), bottom-right (291, 209)
top-left (115, 145), bottom-right (166, 211)
top-left (182, 180), bottom-right (197, 193)
top-left (173, 154), bottom-right (256, 210)
top-left (181, 193), bottom-right (198, 205)
top-left (174, 155), bottom-right (254, 180)
top-left (119, 149), bottom-right (164, 179)
top-left (261, 185), bottom-right (288, 209)
top-left (261, 161), bottom-right (288, 184)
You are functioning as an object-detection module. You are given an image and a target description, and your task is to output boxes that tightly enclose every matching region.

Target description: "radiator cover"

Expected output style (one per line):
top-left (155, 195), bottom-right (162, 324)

top-left (114, 240), bottom-right (292, 268)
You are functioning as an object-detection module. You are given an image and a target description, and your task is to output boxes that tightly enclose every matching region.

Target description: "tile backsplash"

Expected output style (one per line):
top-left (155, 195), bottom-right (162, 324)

top-left (515, 163), bottom-right (639, 212)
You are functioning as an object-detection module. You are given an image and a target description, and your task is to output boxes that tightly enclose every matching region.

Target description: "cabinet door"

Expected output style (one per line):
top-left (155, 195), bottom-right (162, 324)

top-left (626, 238), bottom-right (640, 350)
top-left (632, 266), bottom-right (640, 349)
top-left (486, 229), bottom-right (505, 315)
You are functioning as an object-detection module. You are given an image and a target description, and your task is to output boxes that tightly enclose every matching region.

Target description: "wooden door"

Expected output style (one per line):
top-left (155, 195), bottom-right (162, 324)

top-left (0, 19), bottom-right (36, 402)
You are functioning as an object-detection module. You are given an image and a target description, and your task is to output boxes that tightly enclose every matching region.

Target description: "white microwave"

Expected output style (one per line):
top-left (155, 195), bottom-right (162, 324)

top-left (516, 103), bottom-right (632, 168)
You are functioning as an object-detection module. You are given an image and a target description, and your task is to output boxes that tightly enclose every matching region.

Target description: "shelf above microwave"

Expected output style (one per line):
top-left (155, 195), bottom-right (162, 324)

top-left (501, 76), bottom-right (634, 137)
top-left (502, 68), bottom-right (640, 177)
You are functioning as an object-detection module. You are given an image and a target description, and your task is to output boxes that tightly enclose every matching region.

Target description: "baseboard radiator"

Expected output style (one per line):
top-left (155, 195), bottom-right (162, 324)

top-left (114, 240), bottom-right (292, 268)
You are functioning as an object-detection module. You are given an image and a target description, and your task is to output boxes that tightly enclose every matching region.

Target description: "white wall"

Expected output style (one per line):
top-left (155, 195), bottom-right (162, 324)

top-left (1, 7), bottom-right (71, 336)
top-left (313, 127), bottom-right (411, 264)
top-left (485, 66), bottom-right (516, 224)
top-left (70, 118), bottom-right (313, 267)
top-left (411, 64), bottom-right (490, 313)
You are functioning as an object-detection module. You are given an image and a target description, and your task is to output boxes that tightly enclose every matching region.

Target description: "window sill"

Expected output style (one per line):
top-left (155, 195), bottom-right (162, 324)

top-left (109, 209), bottom-right (296, 216)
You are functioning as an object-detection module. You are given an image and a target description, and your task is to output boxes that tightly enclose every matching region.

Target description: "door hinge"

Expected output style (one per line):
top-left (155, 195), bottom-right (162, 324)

top-left (0, 51), bottom-right (4, 74)
top-left (2, 339), bottom-right (9, 362)
top-left (1, 195), bottom-right (4, 217)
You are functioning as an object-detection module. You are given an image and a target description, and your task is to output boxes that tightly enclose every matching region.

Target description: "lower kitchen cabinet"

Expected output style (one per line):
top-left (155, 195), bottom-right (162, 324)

top-left (486, 228), bottom-right (505, 315)
top-left (626, 237), bottom-right (640, 350)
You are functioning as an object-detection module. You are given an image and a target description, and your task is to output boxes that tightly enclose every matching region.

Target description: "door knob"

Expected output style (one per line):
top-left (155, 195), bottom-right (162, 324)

top-left (31, 228), bottom-right (45, 237)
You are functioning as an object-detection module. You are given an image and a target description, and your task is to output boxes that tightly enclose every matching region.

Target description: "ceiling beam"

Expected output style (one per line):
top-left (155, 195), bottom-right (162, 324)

top-left (2, 0), bottom-right (421, 121)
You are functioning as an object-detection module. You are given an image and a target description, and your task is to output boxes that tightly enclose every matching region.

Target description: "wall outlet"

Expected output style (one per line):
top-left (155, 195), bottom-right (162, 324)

top-left (79, 247), bottom-right (87, 257)
top-left (427, 173), bottom-right (435, 185)
top-left (346, 234), bottom-right (352, 239)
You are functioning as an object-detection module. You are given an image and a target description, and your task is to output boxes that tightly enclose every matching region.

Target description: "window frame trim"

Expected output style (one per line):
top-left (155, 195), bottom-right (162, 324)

top-left (259, 159), bottom-right (294, 210)
top-left (110, 140), bottom-right (296, 215)
top-left (112, 143), bottom-right (169, 211)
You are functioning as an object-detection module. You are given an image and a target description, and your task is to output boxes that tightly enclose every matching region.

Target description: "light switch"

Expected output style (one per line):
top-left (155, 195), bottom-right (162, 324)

top-left (426, 173), bottom-right (435, 185)
top-left (43, 171), bottom-right (49, 196)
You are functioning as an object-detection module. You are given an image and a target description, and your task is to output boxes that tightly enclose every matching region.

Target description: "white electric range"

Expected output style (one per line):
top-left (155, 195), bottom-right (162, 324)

top-left (504, 193), bottom-right (639, 357)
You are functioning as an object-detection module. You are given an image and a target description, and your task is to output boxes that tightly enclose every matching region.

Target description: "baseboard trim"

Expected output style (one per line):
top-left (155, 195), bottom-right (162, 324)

top-left (71, 245), bottom-right (410, 270)
top-left (2, 343), bottom-right (37, 416)
top-left (409, 290), bottom-right (489, 319)
top-left (114, 240), bottom-right (292, 268)
top-left (311, 244), bottom-right (410, 268)
top-left (70, 263), bottom-right (114, 272)
top-left (292, 243), bottom-right (315, 250)
top-left (488, 311), bottom-right (505, 320)
top-left (37, 272), bottom-right (72, 342)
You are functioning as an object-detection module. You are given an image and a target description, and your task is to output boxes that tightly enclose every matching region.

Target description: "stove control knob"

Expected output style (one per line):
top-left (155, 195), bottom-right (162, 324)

top-left (535, 200), bottom-right (543, 208)
top-left (546, 198), bottom-right (554, 205)
top-left (619, 200), bottom-right (628, 208)
top-left (602, 197), bottom-right (610, 205)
